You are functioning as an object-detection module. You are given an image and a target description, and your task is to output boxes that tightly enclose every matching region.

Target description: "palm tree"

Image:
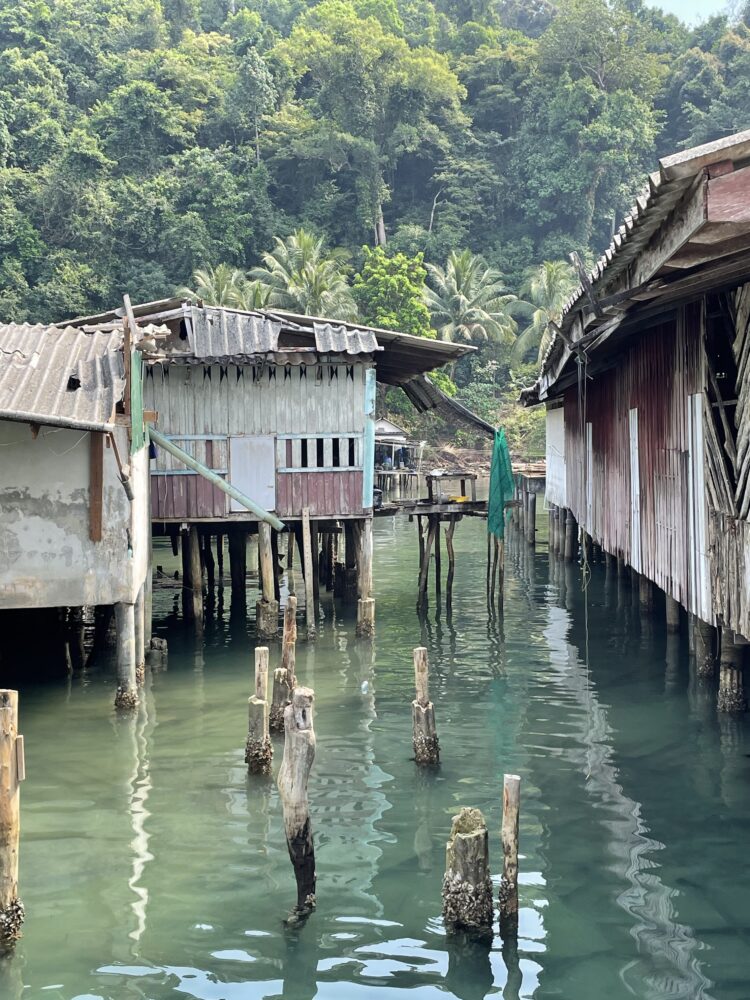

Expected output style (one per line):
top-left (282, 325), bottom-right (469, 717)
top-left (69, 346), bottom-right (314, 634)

top-left (249, 229), bottom-right (358, 321)
top-left (176, 263), bottom-right (247, 308)
top-left (511, 260), bottom-right (577, 365)
top-left (239, 279), bottom-right (272, 310)
top-left (424, 250), bottom-right (517, 344)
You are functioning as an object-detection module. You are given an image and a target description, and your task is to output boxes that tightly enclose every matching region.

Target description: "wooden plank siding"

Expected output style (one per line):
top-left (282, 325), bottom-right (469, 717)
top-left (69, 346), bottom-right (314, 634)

top-left (563, 305), bottom-right (704, 608)
top-left (145, 360), bottom-right (369, 520)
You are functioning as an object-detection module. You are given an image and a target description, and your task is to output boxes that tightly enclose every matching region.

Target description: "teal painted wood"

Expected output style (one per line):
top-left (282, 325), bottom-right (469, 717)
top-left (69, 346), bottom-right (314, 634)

top-left (363, 367), bottom-right (376, 509)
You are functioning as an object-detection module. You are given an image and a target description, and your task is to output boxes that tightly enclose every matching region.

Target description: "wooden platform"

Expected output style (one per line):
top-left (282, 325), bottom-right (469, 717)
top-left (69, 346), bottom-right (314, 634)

top-left (375, 498), bottom-right (487, 518)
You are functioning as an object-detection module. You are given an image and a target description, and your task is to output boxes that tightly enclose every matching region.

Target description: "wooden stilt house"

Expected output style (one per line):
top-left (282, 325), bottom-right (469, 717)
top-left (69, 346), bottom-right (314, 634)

top-left (522, 128), bottom-right (750, 710)
top-left (73, 299), bottom-right (471, 636)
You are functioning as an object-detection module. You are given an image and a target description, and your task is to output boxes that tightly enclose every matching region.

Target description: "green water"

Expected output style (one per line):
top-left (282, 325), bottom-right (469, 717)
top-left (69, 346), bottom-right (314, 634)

top-left (6, 515), bottom-right (750, 1000)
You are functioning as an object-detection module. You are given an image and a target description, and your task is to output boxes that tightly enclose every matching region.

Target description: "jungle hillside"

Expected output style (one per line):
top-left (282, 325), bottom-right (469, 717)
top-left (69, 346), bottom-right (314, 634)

top-left (1, 0), bottom-right (749, 454)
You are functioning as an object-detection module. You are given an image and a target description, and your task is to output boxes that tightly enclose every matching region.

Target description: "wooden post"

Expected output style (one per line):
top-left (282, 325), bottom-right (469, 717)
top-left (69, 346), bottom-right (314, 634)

top-left (356, 518), bottom-right (375, 637)
top-left (489, 535), bottom-right (499, 605)
top-left (114, 602), bottom-right (138, 709)
top-left (445, 516), bottom-right (457, 607)
top-left (216, 532), bottom-right (224, 581)
top-left (228, 529), bottom-right (246, 594)
top-left (342, 520), bottom-right (358, 605)
top-left (277, 687), bottom-right (316, 921)
top-left (310, 522), bottom-right (320, 610)
top-left (271, 597), bottom-right (297, 732)
top-left (134, 583), bottom-right (145, 686)
top-left (564, 510), bottom-right (577, 562)
top-left (286, 529), bottom-right (295, 591)
top-left (187, 526), bottom-right (204, 628)
top-left (302, 509), bottom-right (316, 639)
top-left (718, 628), bottom-right (747, 713)
top-left (418, 515), bottom-right (425, 585)
top-left (638, 574), bottom-right (654, 613)
top-left (434, 519), bottom-right (442, 602)
top-left (257, 522), bottom-right (279, 641)
top-left (665, 595), bottom-right (680, 633)
top-left (271, 528), bottom-right (281, 603)
top-left (0, 691), bottom-right (24, 953)
top-left (245, 647), bottom-right (273, 773)
top-left (418, 517), bottom-right (436, 607)
top-left (325, 532), bottom-right (334, 592)
top-left (526, 492), bottom-right (536, 546)
top-left (203, 533), bottom-right (216, 592)
top-left (412, 647), bottom-right (439, 765)
top-left (694, 619), bottom-right (717, 678)
top-left (441, 807), bottom-right (493, 933)
top-left (499, 774), bottom-right (521, 926)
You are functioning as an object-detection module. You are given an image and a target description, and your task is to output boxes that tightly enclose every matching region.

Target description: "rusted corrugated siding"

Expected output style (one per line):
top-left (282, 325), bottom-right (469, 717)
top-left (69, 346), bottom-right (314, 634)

top-left (564, 305), bottom-right (703, 605)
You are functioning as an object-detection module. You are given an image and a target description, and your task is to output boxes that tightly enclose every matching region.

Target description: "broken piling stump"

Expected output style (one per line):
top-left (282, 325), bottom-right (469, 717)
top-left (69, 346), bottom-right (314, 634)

top-left (277, 687), bottom-right (316, 922)
top-left (412, 647), bottom-right (439, 766)
top-left (0, 690), bottom-right (24, 952)
top-left (441, 807), bottom-right (493, 934)
top-left (498, 773), bottom-right (521, 932)
top-left (245, 647), bottom-right (273, 774)
top-left (270, 598), bottom-right (297, 733)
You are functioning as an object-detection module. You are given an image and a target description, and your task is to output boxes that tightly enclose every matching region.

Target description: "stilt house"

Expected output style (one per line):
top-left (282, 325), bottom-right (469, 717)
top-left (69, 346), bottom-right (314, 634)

top-left (73, 299), bottom-right (471, 636)
top-left (522, 129), bottom-right (750, 707)
top-left (0, 319), bottom-right (150, 703)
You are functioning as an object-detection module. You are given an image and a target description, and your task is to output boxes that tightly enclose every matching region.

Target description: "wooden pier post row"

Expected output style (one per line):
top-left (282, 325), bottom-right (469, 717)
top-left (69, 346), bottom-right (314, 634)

top-left (498, 774), bottom-right (521, 927)
top-left (245, 647), bottom-right (273, 774)
top-left (412, 647), bottom-right (439, 766)
top-left (114, 601), bottom-right (139, 710)
top-left (441, 807), bottom-right (493, 934)
top-left (256, 522), bottom-right (279, 641)
top-left (277, 687), bottom-right (316, 921)
top-left (302, 509), bottom-right (316, 640)
top-left (0, 691), bottom-right (24, 952)
top-left (270, 596), bottom-right (297, 733)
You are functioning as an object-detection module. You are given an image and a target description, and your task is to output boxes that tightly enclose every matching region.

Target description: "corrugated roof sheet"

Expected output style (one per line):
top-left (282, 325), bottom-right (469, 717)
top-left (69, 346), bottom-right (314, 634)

top-left (190, 306), bottom-right (280, 360)
top-left (402, 375), bottom-right (495, 437)
top-left (0, 324), bottom-right (124, 430)
top-left (313, 322), bottom-right (379, 355)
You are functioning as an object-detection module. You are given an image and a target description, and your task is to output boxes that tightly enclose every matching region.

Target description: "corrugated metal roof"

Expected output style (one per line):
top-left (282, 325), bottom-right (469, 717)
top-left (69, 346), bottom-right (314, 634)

top-left (190, 306), bottom-right (280, 359)
top-left (313, 322), bottom-right (379, 355)
top-left (402, 375), bottom-right (495, 437)
top-left (0, 323), bottom-right (124, 430)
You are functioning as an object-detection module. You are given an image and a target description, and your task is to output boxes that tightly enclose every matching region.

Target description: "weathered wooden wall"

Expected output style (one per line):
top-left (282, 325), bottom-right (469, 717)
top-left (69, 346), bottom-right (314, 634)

top-left (145, 360), bottom-right (368, 520)
top-left (563, 305), bottom-right (705, 609)
top-left (545, 405), bottom-right (566, 508)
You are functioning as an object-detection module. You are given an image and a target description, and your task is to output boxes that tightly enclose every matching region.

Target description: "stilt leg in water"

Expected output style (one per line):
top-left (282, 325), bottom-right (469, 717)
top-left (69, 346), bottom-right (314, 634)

top-left (0, 690), bottom-right (24, 952)
top-left (499, 774), bottom-right (521, 937)
top-left (302, 509), bottom-right (316, 639)
top-left (718, 628), bottom-right (747, 713)
top-left (277, 688), bottom-right (316, 922)
top-left (114, 602), bottom-right (138, 709)
top-left (412, 647), bottom-right (439, 766)
top-left (245, 647), bottom-right (273, 774)
top-left (271, 596), bottom-right (297, 733)
top-left (441, 807), bottom-right (493, 934)
top-left (446, 516), bottom-right (456, 609)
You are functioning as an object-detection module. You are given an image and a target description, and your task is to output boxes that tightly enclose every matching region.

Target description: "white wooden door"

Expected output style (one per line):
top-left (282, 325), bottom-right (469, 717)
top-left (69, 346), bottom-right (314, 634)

top-left (629, 408), bottom-right (641, 573)
top-left (586, 421), bottom-right (593, 529)
top-left (229, 435), bottom-right (276, 513)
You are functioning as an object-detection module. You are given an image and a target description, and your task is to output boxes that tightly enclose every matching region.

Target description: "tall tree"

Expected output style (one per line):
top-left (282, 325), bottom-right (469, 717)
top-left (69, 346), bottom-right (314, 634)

top-left (511, 259), bottom-right (577, 363)
top-left (176, 262), bottom-right (248, 306)
top-left (424, 249), bottom-right (517, 343)
top-left (352, 246), bottom-right (431, 336)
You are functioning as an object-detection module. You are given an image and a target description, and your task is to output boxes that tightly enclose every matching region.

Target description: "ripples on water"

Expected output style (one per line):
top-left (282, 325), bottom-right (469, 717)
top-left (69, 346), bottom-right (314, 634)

top-left (7, 516), bottom-right (750, 999)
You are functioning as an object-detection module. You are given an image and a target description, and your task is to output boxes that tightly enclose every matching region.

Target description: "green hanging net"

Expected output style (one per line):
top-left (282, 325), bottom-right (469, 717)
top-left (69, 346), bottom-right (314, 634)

top-left (488, 428), bottom-right (514, 539)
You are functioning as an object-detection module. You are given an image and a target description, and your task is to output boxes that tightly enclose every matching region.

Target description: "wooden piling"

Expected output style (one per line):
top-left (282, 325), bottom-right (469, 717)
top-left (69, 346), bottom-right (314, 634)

top-left (564, 510), bottom-right (577, 562)
top-left (271, 597), bottom-right (297, 732)
top-left (134, 583), bottom-right (146, 686)
top-left (445, 516), bottom-right (457, 607)
top-left (665, 595), bottom-right (680, 633)
top-left (245, 647), bottom-right (273, 773)
top-left (257, 522), bottom-right (279, 641)
top-left (412, 647), bottom-right (439, 766)
top-left (418, 518), bottom-right (437, 607)
top-left (310, 522), bottom-right (320, 610)
top-left (114, 602), bottom-right (138, 709)
top-left (216, 532), bottom-right (224, 581)
top-left (324, 532), bottom-right (334, 592)
top-left (718, 628), bottom-right (747, 713)
top-left (694, 619), bottom-right (717, 677)
top-left (277, 687), bottom-right (316, 921)
top-left (0, 691), bottom-right (24, 952)
top-left (204, 533), bottom-right (216, 592)
top-left (302, 509), bottom-right (316, 639)
top-left (228, 528), bottom-right (246, 594)
top-left (498, 774), bottom-right (521, 925)
top-left (356, 518), bottom-right (375, 637)
top-left (441, 807), bottom-right (493, 933)
top-left (434, 519), bottom-right (442, 601)
top-left (638, 574), bottom-right (654, 613)
top-left (188, 526), bottom-right (204, 627)
top-left (526, 492), bottom-right (536, 546)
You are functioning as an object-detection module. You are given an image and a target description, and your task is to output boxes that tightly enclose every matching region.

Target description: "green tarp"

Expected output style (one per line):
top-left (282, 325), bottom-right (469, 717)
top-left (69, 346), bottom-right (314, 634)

top-left (488, 428), bottom-right (514, 539)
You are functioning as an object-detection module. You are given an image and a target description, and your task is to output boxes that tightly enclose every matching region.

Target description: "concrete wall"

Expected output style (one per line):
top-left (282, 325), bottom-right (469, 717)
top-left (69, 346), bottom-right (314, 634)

top-left (0, 421), bottom-right (149, 609)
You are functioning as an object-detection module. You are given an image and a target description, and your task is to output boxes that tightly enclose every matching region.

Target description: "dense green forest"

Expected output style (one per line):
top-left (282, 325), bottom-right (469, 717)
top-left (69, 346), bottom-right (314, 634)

top-left (1, 0), bottom-right (749, 450)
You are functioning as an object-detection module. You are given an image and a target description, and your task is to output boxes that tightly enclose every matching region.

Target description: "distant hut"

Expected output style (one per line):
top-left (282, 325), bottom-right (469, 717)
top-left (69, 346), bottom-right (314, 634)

top-left (72, 299), bottom-right (471, 635)
top-left (521, 128), bottom-right (750, 710)
top-left (374, 417), bottom-right (425, 497)
top-left (0, 319), bottom-right (150, 705)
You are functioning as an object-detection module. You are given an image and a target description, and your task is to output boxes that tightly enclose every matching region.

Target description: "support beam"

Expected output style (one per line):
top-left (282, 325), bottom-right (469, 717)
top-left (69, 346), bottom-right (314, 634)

top-left (665, 595), bottom-right (680, 633)
top-left (694, 619), bottom-right (718, 677)
top-left (134, 583), bottom-right (146, 686)
top-left (245, 647), bottom-right (273, 774)
top-left (228, 529), bottom-right (246, 595)
top-left (718, 627), bottom-right (746, 713)
top-left (412, 647), bottom-right (439, 765)
top-left (188, 526), bottom-right (204, 629)
top-left (526, 492), bottom-right (536, 546)
top-left (302, 509), bottom-right (316, 639)
top-left (499, 774), bottom-right (521, 930)
top-left (564, 509), bottom-right (577, 562)
top-left (0, 690), bottom-right (24, 952)
top-left (114, 602), bottom-right (138, 709)
top-left (257, 522), bottom-right (279, 641)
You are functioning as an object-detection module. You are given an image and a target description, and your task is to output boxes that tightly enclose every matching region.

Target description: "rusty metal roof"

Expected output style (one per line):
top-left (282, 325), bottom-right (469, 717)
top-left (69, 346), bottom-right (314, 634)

top-left (0, 323), bottom-right (124, 430)
top-left (312, 321), bottom-right (379, 355)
